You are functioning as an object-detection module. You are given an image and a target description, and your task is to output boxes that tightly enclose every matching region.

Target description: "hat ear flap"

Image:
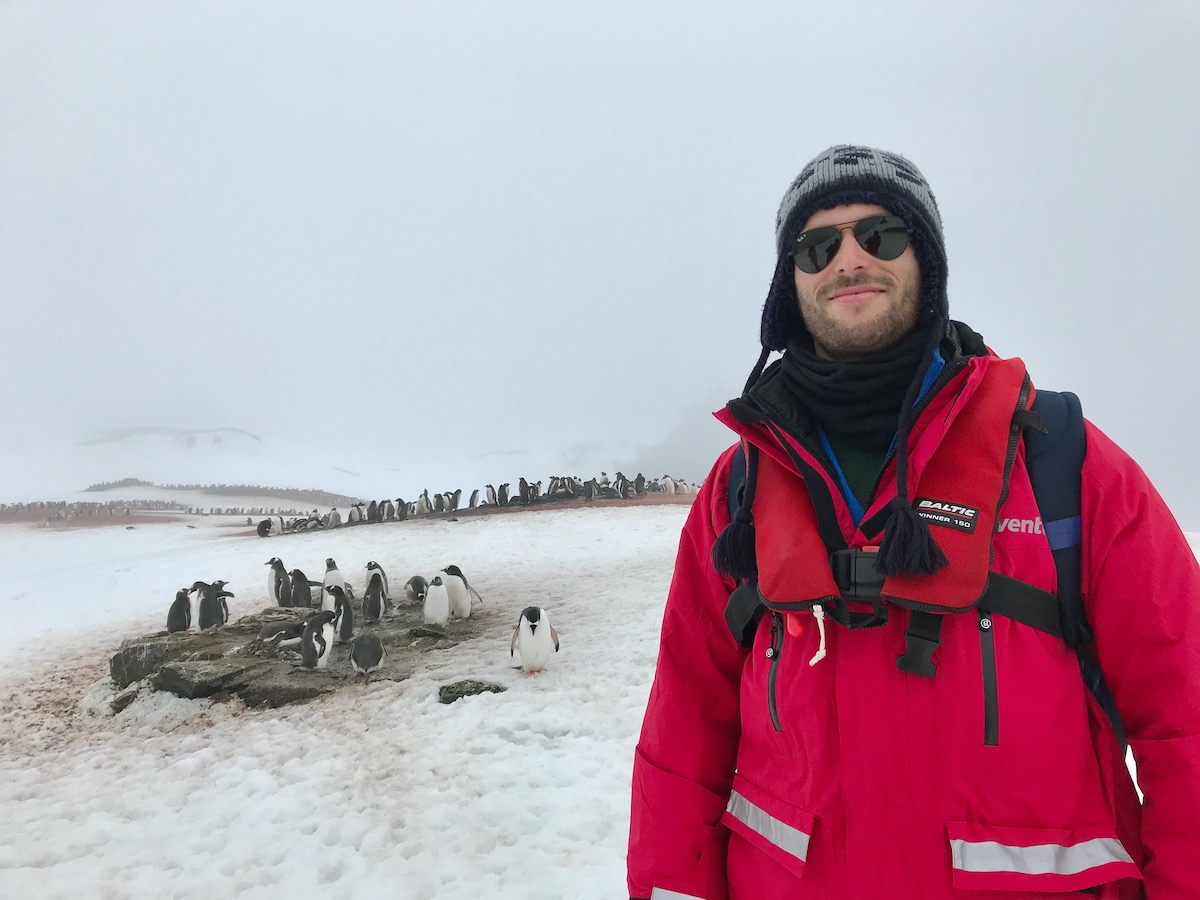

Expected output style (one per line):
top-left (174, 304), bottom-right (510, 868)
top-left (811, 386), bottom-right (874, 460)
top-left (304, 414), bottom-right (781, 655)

top-left (761, 255), bottom-right (804, 352)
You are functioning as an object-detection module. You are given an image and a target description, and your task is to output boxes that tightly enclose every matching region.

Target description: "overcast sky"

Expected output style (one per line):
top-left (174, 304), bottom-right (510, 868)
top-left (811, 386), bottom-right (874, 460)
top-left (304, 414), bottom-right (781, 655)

top-left (2, 1), bottom-right (1197, 525)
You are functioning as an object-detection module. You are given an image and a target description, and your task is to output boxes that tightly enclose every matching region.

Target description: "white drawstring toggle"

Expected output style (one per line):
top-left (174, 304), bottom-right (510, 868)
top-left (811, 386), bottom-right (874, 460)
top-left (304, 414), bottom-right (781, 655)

top-left (808, 604), bottom-right (827, 666)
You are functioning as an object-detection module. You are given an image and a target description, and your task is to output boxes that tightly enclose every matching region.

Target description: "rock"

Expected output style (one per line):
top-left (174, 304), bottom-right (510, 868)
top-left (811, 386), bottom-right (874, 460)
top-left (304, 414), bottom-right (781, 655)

top-left (438, 680), bottom-right (506, 704)
top-left (110, 684), bottom-right (141, 714)
top-left (151, 659), bottom-right (268, 699)
top-left (234, 668), bottom-right (341, 708)
top-left (409, 625), bottom-right (449, 640)
top-left (109, 635), bottom-right (191, 689)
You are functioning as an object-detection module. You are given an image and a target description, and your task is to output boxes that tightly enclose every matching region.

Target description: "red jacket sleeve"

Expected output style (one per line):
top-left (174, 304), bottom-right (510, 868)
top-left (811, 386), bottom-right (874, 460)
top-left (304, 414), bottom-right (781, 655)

top-left (1080, 421), bottom-right (1200, 899)
top-left (627, 447), bottom-right (749, 900)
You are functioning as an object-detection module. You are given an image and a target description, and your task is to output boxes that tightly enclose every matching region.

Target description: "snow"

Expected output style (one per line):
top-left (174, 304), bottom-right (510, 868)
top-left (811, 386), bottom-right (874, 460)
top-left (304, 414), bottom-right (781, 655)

top-left (2, 502), bottom-right (1196, 898)
top-left (0, 502), bottom-right (689, 899)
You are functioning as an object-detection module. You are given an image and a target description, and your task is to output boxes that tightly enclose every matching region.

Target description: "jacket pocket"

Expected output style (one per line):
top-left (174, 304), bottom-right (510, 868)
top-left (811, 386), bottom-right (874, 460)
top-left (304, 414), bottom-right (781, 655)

top-left (721, 771), bottom-right (816, 880)
top-left (946, 819), bottom-right (1141, 893)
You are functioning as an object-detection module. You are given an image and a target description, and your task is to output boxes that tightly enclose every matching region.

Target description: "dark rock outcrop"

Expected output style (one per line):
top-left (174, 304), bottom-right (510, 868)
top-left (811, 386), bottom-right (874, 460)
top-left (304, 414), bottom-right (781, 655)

top-left (438, 680), bottom-right (507, 704)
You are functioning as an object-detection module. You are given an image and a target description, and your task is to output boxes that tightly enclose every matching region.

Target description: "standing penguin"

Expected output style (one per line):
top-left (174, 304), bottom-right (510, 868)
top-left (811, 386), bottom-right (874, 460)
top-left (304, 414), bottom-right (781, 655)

top-left (289, 568), bottom-right (319, 609)
top-left (166, 587), bottom-right (192, 633)
top-left (441, 569), bottom-right (471, 620)
top-left (265, 557), bottom-right (293, 608)
top-left (300, 610), bottom-right (337, 669)
top-left (325, 585), bottom-right (354, 642)
top-left (321, 558), bottom-right (345, 612)
top-left (362, 571), bottom-right (385, 624)
top-left (510, 606), bottom-right (560, 675)
top-left (485, 484), bottom-right (497, 506)
top-left (443, 564), bottom-right (483, 604)
top-left (349, 634), bottom-right (385, 685)
top-left (365, 561), bottom-right (391, 611)
top-left (192, 580), bottom-right (232, 631)
top-left (423, 576), bottom-right (450, 628)
top-left (404, 574), bottom-right (429, 605)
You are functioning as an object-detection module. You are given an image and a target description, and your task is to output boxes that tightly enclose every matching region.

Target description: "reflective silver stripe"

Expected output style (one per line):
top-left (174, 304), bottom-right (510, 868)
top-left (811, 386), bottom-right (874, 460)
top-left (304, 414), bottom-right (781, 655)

top-left (951, 836), bottom-right (1134, 876)
top-left (650, 890), bottom-right (703, 900)
top-left (725, 790), bottom-right (811, 863)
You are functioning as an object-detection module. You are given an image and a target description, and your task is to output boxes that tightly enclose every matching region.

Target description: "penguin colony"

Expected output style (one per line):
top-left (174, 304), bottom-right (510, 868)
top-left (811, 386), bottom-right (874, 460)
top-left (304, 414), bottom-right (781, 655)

top-left (254, 470), bottom-right (696, 537)
top-left (166, 556), bottom-right (561, 681)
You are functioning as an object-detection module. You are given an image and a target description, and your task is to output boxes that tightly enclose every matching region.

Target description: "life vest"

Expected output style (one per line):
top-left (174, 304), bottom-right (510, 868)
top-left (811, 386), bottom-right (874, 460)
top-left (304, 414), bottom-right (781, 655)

top-left (747, 357), bottom-right (1064, 678)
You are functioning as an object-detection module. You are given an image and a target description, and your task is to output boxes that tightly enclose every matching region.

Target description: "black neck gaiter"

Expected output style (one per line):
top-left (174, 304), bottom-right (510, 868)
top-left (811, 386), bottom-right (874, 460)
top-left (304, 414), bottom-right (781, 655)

top-left (778, 325), bottom-right (935, 452)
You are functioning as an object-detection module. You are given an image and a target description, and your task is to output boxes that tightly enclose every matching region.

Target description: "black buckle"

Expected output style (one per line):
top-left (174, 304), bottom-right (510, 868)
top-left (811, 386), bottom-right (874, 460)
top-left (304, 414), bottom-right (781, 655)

top-left (896, 610), bottom-right (943, 678)
top-left (830, 548), bottom-right (885, 600)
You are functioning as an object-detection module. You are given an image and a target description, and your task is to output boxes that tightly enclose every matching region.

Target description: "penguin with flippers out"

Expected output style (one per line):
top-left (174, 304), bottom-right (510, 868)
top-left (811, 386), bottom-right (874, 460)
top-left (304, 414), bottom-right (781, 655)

top-left (511, 607), bottom-right (560, 675)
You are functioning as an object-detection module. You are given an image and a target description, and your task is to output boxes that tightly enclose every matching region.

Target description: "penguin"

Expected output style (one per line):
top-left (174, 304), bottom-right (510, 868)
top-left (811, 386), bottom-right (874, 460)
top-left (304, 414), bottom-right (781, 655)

top-left (258, 620), bottom-right (306, 649)
top-left (519, 477), bottom-right (530, 505)
top-left (192, 580), bottom-right (231, 631)
top-left (510, 606), bottom-right (560, 675)
top-left (443, 564), bottom-right (483, 605)
top-left (395, 498), bottom-right (408, 521)
top-left (362, 571), bottom-right (385, 624)
top-left (256, 518), bottom-right (272, 537)
top-left (486, 484), bottom-right (497, 506)
top-left (289, 568), bottom-right (318, 609)
top-left (382, 499), bottom-right (395, 520)
top-left (166, 587), bottom-right (192, 633)
top-left (422, 576), bottom-right (450, 628)
top-left (326, 585), bottom-right (354, 642)
top-left (434, 493), bottom-right (445, 513)
top-left (300, 610), bottom-right (337, 669)
top-left (367, 500), bottom-right (379, 523)
top-left (450, 489), bottom-right (461, 511)
top-left (273, 515), bottom-right (286, 534)
top-left (349, 633), bottom-right (385, 685)
top-left (404, 574), bottom-right (429, 605)
top-left (469, 489), bottom-right (479, 509)
top-left (265, 557), bottom-right (293, 608)
top-left (365, 561), bottom-right (391, 611)
top-left (441, 570), bottom-right (471, 619)
top-left (497, 483), bottom-right (510, 505)
top-left (321, 558), bottom-right (345, 612)
top-left (347, 503), bottom-right (362, 525)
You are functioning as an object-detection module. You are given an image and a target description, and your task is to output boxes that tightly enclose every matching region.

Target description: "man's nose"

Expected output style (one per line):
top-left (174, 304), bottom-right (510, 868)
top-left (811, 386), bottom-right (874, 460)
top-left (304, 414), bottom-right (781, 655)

top-left (831, 226), bottom-right (870, 272)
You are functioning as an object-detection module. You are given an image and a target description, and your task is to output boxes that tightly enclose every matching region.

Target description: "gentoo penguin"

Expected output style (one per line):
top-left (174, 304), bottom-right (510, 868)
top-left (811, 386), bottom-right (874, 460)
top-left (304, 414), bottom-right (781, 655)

top-left (510, 606), bottom-right (560, 675)
top-left (300, 610), bottom-right (337, 669)
top-left (258, 620), bottom-right (306, 649)
top-left (289, 568), bottom-right (317, 609)
top-left (444, 564), bottom-right (483, 604)
top-left (367, 500), bottom-right (379, 523)
top-left (321, 558), bottom-right (345, 612)
top-left (441, 569), bottom-right (471, 619)
top-left (404, 574), bottom-right (429, 605)
top-left (362, 571), bottom-right (385, 624)
top-left (469, 489), bottom-right (479, 509)
top-left (266, 557), bottom-right (293, 607)
top-left (486, 484), bottom-right (497, 506)
top-left (325, 585), bottom-right (354, 642)
top-left (166, 587), bottom-right (192, 633)
top-left (256, 518), bottom-right (272, 537)
top-left (423, 576), bottom-right (450, 628)
top-left (395, 498), bottom-right (408, 521)
top-left (365, 561), bottom-right (391, 611)
top-left (192, 580), bottom-right (231, 631)
top-left (349, 634), bottom-right (385, 685)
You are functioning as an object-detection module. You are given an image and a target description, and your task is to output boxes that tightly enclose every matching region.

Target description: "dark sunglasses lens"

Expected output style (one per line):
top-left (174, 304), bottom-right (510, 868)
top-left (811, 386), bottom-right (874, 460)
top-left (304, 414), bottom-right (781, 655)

top-left (853, 215), bottom-right (909, 260)
top-left (791, 226), bottom-right (841, 274)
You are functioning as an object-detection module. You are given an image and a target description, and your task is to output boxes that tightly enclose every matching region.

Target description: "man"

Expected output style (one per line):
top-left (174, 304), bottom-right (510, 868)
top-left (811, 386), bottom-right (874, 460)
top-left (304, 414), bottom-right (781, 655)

top-left (627, 145), bottom-right (1200, 899)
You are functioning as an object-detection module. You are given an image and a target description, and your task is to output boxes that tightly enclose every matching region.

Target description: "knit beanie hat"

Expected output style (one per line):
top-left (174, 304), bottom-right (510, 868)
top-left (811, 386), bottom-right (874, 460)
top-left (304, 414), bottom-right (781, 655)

top-left (715, 145), bottom-right (951, 584)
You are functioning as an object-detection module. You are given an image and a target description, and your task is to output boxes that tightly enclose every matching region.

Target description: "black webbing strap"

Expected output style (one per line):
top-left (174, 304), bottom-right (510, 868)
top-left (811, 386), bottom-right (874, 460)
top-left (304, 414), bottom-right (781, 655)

top-left (978, 572), bottom-right (1064, 639)
top-left (724, 582), bottom-right (766, 649)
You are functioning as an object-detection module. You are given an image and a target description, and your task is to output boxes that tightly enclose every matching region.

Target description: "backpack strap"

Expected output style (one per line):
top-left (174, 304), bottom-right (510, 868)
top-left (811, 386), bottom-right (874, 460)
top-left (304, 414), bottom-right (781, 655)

top-left (1022, 389), bottom-right (1125, 748)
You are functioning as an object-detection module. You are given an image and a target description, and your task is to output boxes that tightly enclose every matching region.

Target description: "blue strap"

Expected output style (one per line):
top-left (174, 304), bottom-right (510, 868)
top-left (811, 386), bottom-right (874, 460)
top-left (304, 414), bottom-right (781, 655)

top-left (1044, 515), bottom-right (1082, 551)
top-left (817, 425), bottom-right (865, 525)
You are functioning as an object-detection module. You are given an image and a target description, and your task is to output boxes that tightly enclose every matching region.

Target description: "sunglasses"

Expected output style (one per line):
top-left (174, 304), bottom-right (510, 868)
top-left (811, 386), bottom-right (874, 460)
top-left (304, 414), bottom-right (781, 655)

top-left (791, 215), bottom-right (910, 274)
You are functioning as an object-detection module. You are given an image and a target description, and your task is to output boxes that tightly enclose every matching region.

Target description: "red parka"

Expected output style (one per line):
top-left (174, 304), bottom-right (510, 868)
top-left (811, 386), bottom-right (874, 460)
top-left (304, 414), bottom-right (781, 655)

top-left (628, 353), bottom-right (1200, 899)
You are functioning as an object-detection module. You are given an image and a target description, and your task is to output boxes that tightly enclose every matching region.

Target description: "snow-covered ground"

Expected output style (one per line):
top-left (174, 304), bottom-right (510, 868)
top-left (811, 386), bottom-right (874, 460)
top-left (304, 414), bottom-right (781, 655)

top-left (0, 502), bottom-right (690, 899)
top-left (1, 503), bottom-right (1196, 899)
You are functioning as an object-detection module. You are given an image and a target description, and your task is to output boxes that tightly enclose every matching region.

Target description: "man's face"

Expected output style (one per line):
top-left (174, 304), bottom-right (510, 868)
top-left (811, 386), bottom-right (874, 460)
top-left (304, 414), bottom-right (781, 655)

top-left (792, 202), bottom-right (922, 360)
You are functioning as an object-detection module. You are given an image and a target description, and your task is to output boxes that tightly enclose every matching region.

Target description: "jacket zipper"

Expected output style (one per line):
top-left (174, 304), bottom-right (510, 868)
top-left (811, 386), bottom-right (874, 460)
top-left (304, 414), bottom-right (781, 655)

top-left (766, 611), bottom-right (785, 732)
top-left (979, 610), bottom-right (999, 745)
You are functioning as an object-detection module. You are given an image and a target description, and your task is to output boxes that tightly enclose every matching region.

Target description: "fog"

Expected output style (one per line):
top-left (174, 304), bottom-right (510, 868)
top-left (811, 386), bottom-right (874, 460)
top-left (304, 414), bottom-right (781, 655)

top-left (2, 1), bottom-right (1197, 525)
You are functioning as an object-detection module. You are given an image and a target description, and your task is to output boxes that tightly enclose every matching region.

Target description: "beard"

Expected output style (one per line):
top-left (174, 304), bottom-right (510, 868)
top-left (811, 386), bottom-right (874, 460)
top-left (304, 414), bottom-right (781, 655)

top-left (795, 270), bottom-right (922, 360)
